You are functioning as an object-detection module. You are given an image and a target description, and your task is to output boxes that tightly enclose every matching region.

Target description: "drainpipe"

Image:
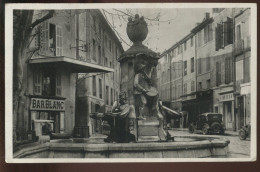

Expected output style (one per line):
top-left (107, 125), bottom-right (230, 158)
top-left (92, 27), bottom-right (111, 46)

top-left (232, 8), bottom-right (237, 131)
top-left (76, 12), bottom-right (79, 59)
top-left (170, 54), bottom-right (172, 107)
top-left (194, 33), bottom-right (198, 117)
top-left (181, 48), bottom-right (184, 112)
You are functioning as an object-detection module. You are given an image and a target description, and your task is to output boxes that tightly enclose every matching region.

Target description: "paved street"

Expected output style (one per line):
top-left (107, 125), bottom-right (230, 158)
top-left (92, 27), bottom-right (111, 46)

top-left (168, 128), bottom-right (251, 158)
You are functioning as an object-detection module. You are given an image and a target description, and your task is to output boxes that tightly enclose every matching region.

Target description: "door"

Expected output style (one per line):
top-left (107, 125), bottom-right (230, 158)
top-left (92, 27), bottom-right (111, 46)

top-left (237, 96), bottom-right (245, 129)
top-left (50, 112), bottom-right (60, 133)
top-left (224, 101), bottom-right (232, 129)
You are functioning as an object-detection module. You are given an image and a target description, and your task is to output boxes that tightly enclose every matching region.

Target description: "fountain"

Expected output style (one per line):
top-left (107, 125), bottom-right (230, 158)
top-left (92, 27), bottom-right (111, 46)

top-left (14, 14), bottom-right (230, 159)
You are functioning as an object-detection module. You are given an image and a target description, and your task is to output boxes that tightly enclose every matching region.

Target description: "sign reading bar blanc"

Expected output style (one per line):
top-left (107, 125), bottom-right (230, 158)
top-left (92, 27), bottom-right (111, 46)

top-left (219, 93), bottom-right (234, 102)
top-left (30, 98), bottom-right (65, 111)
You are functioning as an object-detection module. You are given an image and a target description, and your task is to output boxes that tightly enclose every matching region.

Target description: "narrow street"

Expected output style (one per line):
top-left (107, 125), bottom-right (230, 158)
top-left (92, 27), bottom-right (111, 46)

top-left (168, 129), bottom-right (250, 158)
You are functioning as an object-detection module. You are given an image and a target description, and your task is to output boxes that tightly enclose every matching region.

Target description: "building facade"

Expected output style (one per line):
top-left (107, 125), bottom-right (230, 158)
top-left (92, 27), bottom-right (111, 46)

top-left (75, 10), bottom-right (124, 136)
top-left (157, 8), bottom-right (251, 131)
top-left (234, 8), bottom-right (251, 130)
top-left (14, 10), bottom-right (113, 142)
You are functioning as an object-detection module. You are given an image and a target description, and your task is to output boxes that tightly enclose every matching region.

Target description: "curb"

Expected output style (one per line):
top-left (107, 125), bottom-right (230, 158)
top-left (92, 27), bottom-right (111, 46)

top-left (170, 128), bottom-right (239, 136)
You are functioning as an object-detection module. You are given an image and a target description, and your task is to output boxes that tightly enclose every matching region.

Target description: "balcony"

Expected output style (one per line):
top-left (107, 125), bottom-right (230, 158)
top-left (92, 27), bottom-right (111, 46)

top-left (234, 39), bottom-right (244, 56)
top-left (28, 55), bottom-right (114, 73)
top-left (244, 36), bottom-right (251, 51)
top-left (234, 36), bottom-right (251, 56)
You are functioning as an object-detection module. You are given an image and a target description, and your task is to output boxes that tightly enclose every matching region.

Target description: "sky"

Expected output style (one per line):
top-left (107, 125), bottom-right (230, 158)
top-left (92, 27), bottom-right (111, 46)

top-left (103, 8), bottom-right (212, 53)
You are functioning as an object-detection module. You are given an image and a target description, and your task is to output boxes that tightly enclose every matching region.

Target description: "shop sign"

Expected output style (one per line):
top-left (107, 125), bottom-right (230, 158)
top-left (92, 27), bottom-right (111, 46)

top-left (30, 98), bottom-right (65, 111)
top-left (219, 93), bottom-right (234, 102)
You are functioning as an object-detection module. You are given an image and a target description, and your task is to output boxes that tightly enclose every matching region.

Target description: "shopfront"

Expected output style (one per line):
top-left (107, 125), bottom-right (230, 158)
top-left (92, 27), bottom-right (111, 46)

top-left (30, 97), bottom-right (66, 137)
top-left (218, 92), bottom-right (235, 130)
top-left (236, 83), bottom-right (251, 129)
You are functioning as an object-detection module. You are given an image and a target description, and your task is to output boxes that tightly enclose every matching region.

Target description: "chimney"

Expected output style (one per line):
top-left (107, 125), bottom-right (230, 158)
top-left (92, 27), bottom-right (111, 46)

top-left (205, 12), bottom-right (210, 19)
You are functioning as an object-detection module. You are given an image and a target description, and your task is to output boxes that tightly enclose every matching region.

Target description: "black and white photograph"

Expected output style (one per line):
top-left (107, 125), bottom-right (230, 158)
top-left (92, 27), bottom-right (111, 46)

top-left (5, 3), bottom-right (257, 162)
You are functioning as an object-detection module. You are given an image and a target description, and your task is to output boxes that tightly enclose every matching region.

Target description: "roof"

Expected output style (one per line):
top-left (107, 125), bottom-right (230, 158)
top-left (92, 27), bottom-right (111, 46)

top-left (95, 9), bottom-right (124, 52)
top-left (191, 17), bottom-right (214, 33)
top-left (161, 32), bottom-right (194, 57)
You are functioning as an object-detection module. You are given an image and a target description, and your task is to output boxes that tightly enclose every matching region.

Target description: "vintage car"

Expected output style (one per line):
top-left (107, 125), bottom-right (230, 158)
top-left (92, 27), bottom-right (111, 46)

top-left (188, 113), bottom-right (225, 135)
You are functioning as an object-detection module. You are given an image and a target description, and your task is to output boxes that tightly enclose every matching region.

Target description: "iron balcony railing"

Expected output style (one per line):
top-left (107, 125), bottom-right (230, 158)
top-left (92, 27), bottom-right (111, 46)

top-left (234, 36), bottom-right (251, 55)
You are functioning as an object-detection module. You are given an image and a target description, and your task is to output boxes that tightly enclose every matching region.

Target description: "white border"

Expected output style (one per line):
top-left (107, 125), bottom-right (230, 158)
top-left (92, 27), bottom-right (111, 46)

top-left (5, 3), bottom-right (257, 163)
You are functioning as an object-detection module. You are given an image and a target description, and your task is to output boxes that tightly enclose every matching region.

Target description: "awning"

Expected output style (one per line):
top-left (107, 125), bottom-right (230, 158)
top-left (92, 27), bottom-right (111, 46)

top-left (28, 56), bottom-right (114, 73)
top-left (162, 105), bottom-right (182, 118)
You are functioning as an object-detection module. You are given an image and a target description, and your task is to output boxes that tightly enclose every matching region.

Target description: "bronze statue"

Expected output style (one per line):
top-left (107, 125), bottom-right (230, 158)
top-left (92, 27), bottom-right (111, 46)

top-left (90, 92), bottom-right (136, 143)
top-left (134, 59), bottom-right (162, 120)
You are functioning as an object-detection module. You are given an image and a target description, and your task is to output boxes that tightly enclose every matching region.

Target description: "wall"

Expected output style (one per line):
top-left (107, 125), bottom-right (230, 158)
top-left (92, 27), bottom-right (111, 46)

top-left (75, 10), bottom-right (123, 135)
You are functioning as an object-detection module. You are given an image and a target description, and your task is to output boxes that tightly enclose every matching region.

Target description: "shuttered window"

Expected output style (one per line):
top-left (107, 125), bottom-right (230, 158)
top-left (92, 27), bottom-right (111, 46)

top-left (106, 86), bottom-right (109, 105)
top-left (198, 58), bottom-right (202, 74)
top-left (216, 61), bottom-right (222, 86)
top-left (191, 81), bottom-right (195, 92)
top-left (206, 57), bottom-right (210, 72)
top-left (183, 83), bottom-right (187, 95)
top-left (208, 24), bottom-right (213, 42)
top-left (244, 57), bottom-right (250, 83)
top-left (224, 17), bottom-right (233, 46)
top-left (39, 21), bottom-right (49, 55)
top-left (111, 88), bottom-right (113, 105)
top-left (236, 25), bottom-right (242, 41)
top-left (198, 31), bottom-right (202, 47)
top-left (93, 76), bottom-right (96, 96)
top-left (216, 18), bottom-right (233, 51)
top-left (56, 73), bottom-right (62, 96)
top-left (225, 57), bottom-right (232, 84)
top-left (33, 71), bottom-right (42, 95)
top-left (184, 61), bottom-right (187, 76)
top-left (56, 26), bottom-right (63, 56)
top-left (191, 57), bottom-right (194, 73)
top-left (215, 23), bottom-right (224, 51)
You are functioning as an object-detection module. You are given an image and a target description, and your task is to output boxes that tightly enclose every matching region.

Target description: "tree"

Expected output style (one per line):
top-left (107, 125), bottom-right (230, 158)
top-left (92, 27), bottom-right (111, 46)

top-left (13, 10), bottom-right (54, 142)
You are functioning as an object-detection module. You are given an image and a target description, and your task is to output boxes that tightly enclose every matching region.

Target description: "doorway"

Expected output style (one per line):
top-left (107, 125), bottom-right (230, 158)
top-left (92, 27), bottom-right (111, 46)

top-left (49, 112), bottom-right (60, 133)
top-left (237, 96), bottom-right (245, 129)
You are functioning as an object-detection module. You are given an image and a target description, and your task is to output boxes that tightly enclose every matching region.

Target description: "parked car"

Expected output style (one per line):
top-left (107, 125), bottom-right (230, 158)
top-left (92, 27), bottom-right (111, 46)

top-left (189, 113), bottom-right (225, 135)
top-left (239, 124), bottom-right (251, 140)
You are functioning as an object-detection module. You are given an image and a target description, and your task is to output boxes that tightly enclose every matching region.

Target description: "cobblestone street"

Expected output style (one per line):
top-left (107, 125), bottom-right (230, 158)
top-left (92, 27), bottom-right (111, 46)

top-left (169, 128), bottom-right (251, 158)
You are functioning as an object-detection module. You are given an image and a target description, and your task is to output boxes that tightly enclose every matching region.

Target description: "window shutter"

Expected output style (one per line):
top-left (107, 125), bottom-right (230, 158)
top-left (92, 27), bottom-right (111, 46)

top-left (215, 26), bottom-right (219, 51)
top-left (33, 71), bottom-right (42, 95)
top-left (56, 26), bottom-right (63, 56)
top-left (219, 23), bottom-right (224, 48)
top-left (39, 21), bottom-right (49, 55)
top-left (56, 73), bottom-right (62, 96)
top-left (204, 27), bottom-right (208, 44)
top-left (225, 57), bottom-right (232, 84)
top-left (198, 58), bottom-right (201, 74)
top-left (227, 17), bottom-right (233, 44)
top-left (209, 24), bottom-right (213, 41)
top-left (224, 21), bottom-right (229, 46)
top-left (216, 62), bottom-right (220, 86)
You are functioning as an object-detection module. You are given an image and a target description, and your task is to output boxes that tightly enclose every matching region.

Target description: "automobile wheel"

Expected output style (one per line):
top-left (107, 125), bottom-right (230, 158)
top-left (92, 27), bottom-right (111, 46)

top-left (211, 122), bottom-right (221, 134)
top-left (189, 125), bottom-right (195, 134)
top-left (239, 130), bottom-right (247, 140)
top-left (202, 126), bottom-right (209, 135)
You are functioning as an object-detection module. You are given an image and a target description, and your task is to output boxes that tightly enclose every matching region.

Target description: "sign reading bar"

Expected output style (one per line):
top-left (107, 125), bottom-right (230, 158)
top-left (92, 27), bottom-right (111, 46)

top-left (219, 93), bottom-right (234, 102)
top-left (30, 98), bottom-right (65, 111)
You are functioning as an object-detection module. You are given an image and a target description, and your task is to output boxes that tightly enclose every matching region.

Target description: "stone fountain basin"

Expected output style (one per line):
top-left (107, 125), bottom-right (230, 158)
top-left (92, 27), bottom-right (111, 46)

top-left (14, 136), bottom-right (230, 158)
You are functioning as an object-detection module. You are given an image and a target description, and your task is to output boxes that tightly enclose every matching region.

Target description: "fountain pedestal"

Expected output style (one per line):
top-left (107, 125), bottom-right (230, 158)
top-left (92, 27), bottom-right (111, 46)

top-left (118, 14), bottom-right (166, 142)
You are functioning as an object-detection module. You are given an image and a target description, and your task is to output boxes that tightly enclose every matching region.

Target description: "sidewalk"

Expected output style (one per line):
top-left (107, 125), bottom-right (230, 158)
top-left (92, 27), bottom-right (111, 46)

top-left (171, 128), bottom-right (238, 136)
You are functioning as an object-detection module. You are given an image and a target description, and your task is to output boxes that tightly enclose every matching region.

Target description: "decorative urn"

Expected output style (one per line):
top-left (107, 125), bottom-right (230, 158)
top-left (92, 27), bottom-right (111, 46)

top-left (126, 14), bottom-right (148, 45)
